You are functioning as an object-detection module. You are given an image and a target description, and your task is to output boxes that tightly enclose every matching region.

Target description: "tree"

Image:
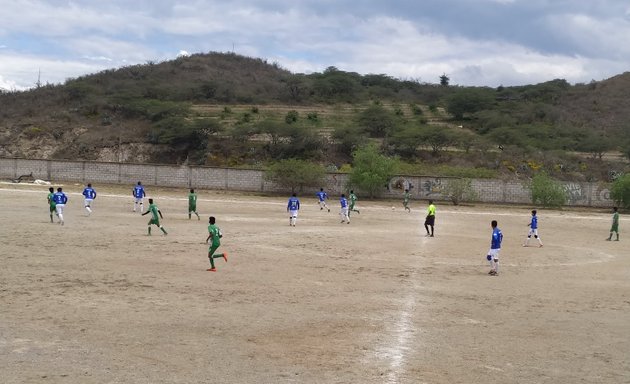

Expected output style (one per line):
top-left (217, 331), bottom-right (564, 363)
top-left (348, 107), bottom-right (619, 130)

top-left (446, 88), bottom-right (494, 120)
top-left (529, 172), bottom-right (567, 208)
top-left (357, 104), bottom-right (398, 138)
top-left (443, 178), bottom-right (478, 205)
top-left (440, 73), bottom-right (450, 86)
top-left (348, 145), bottom-right (399, 198)
top-left (264, 159), bottom-right (326, 193)
top-left (611, 174), bottom-right (630, 209)
top-left (420, 125), bottom-right (454, 156)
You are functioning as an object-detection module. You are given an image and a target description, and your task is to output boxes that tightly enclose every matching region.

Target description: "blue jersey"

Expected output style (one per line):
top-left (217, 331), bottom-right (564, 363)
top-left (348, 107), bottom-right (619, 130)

top-left (83, 187), bottom-right (96, 199)
top-left (287, 197), bottom-right (300, 211)
top-left (340, 197), bottom-right (348, 208)
top-left (491, 227), bottom-right (503, 249)
top-left (52, 192), bottom-right (68, 205)
top-left (133, 185), bottom-right (146, 198)
top-left (316, 191), bottom-right (328, 202)
top-left (530, 215), bottom-right (538, 229)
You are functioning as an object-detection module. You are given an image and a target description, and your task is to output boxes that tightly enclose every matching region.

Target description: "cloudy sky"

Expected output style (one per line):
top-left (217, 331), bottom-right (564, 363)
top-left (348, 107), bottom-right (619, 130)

top-left (1, 0), bottom-right (629, 91)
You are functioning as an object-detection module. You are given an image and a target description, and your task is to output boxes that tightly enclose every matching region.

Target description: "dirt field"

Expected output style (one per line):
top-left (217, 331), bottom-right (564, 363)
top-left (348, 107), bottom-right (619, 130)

top-left (1, 183), bottom-right (628, 384)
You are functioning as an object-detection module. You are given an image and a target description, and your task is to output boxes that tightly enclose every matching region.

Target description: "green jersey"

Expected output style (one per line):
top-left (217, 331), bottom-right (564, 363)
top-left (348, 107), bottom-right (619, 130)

top-left (148, 203), bottom-right (159, 221)
top-left (208, 224), bottom-right (222, 247)
top-left (404, 192), bottom-right (410, 203)
top-left (188, 192), bottom-right (197, 208)
top-left (613, 212), bottom-right (619, 226)
top-left (350, 193), bottom-right (357, 203)
top-left (47, 192), bottom-right (55, 207)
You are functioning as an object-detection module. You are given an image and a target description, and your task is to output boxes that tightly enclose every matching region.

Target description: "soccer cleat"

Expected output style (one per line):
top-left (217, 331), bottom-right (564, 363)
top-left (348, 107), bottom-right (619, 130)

top-left (320, 207), bottom-right (323, 210)
top-left (614, 238), bottom-right (619, 241)
top-left (207, 268), bottom-right (217, 272)
top-left (328, 209), bottom-right (330, 212)
top-left (223, 253), bottom-right (228, 262)
top-left (539, 244), bottom-right (543, 247)
top-left (430, 234), bottom-right (434, 237)
top-left (347, 221), bottom-right (350, 224)
top-left (605, 238), bottom-right (611, 241)
top-left (488, 270), bottom-right (497, 275)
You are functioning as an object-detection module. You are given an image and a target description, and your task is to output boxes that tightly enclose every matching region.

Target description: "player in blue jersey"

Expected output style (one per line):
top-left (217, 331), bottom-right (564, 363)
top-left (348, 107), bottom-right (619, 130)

top-left (132, 181), bottom-right (146, 213)
top-left (316, 188), bottom-right (330, 212)
top-left (486, 220), bottom-right (503, 276)
top-left (82, 183), bottom-right (97, 216)
top-left (287, 193), bottom-right (300, 226)
top-left (52, 187), bottom-right (68, 226)
top-left (523, 209), bottom-right (543, 247)
top-left (339, 194), bottom-right (350, 224)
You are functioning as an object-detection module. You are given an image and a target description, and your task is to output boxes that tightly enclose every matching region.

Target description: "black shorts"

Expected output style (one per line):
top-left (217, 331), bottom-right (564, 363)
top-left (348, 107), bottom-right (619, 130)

top-left (424, 215), bottom-right (435, 226)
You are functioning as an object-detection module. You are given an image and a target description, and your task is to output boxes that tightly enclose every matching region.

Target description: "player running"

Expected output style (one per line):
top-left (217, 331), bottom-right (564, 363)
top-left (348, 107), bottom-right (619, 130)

top-left (133, 181), bottom-right (146, 213)
top-left (523, 209), bottom-right (543, 247)
top-left (316, 188), bottom-right (331, 212)
top-left (52, 187), bottom-right (68, 226)
top-left (606, 207), bottom-right (620, 241)
top-left (287, 193), bottom-right (300, 227)
top-left (206, 216), bottom-right (228, 272)
top-left (47, 187), bottom-right (56, 223)
top-left (188, 188), bottom-right (200, 220)
top-left (349, 190), bottom-right (360, 216)
top-left (340, 194), bottom-right (350, 224)
top-left (142, 198), bottom-right (168, 236)
top-left (82, 183), bottom-right (97, 216)
top-left (424, 200), bottom-right (436, 237)
top-left (486, 220), bottom-right (503, 276)
top-left (403, 189), bottom-right (411, 212)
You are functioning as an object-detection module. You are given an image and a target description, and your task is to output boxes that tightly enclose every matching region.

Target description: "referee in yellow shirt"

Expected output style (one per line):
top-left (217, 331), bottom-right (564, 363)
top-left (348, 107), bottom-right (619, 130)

top-left (424, 200), bottom-right (436, 237)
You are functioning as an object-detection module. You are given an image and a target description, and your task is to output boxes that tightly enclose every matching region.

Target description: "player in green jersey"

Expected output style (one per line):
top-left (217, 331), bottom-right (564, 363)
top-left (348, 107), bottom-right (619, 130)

top-left (205, 216), bottom-right (227, 272)
top-left (188, 188), bottom-right (200, 220)
top-left (403, 189), bottom-right (411, 212)
top-left (142, 198), bottom-right (168, 235)
top-left (606, 206), bottom-right (620, 241)
top-left (349, 190), bottom-right (360, 216)
top-left (47, 187), bottom-right (56, 223)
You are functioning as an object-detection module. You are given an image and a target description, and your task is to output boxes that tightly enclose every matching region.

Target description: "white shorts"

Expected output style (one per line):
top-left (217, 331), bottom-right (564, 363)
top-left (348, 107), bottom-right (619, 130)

top-left (528, 229), bottom-right (539, 237)
top-left (55, 204), bottom-right (65, 215)
top-left (340, 208), bottom-right (349, 216)
top-left (487, 248), bottom-right (500, 260)
top-left (289, 210), bottom-right (298, 218)
top-left (134, 198), bottom-right (143, 204)
top-left (84, 198), bottom-right (94, 207)
top-left (318, 200), bottom-right (327, 207)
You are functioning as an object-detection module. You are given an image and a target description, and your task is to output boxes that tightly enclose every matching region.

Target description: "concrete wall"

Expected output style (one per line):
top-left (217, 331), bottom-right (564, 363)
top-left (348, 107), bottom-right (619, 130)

top-left (0, 158), bottom-right (614, 207)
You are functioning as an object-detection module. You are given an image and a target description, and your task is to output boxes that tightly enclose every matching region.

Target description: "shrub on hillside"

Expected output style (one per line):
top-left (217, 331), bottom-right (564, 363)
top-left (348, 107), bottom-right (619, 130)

top-left (443, 178), bottom-right (478, 205)
top-left (348, 145), bottom-right (399, 198)
top-left (264, 159), bottom-right (326, 193)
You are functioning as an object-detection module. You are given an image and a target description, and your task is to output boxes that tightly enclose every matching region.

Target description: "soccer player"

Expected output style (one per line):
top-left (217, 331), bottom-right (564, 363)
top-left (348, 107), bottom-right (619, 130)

top-left (142, 198), bottom-right (168, 235)
top-left (523, 209), bottom-right (543, 247)
top-left (82, 183), bottom-right (97, 216)
top-left (316, 188), bottom-right (331, 212)
top-left (205, 216), bottom-right (228, 272)
top-left (133, 181), bottom-right (146, 213)
top-left (52, 187), bottom-right (68, 226)
top-left (188, 188), bottom-right (200, 220)
top-left (424, 199), bottom-right (436, 237)
top-left (606, 207), bottom-right (620, 241)
top-left (349, 190), bottom-right (360, 216)
top-left (340, 194), bottom-right (350, 224)
top-left (403, 189), bottom-right (411, 212)
top-left (486, 220), bottom-right (503, 276)
top-left (287, 193), bottom-right (300, 226)
top-left (47, 187), bottom-right (56, 223)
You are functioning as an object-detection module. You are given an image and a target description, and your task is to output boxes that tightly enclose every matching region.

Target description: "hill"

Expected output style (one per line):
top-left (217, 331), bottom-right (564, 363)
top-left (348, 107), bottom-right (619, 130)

top-left (0, 52), bottom-right (628, 181)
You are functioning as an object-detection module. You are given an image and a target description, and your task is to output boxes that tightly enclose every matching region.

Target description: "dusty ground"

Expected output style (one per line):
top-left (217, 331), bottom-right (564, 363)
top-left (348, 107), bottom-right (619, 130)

top-left (0, 183), bottom-right (628, 384)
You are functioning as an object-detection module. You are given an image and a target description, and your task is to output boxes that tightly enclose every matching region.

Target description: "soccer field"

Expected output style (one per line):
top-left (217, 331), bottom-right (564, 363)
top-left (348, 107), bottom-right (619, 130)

top-left (1, 183), bottom-right (628, 384)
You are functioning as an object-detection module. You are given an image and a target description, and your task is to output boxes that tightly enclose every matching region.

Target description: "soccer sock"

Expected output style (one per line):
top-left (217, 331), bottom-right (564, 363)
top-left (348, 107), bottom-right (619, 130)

top-left (133, 202), bottom-right (137, 212)
top-left (537, 237), bottom-right (543, 245)
top-left (160, 226), bottom-right (167, 234)
top-left (195, 212), bottom-right (200, 219)
top-left (189, 213), bottom-right (191, 219)
top-left (209, 256), bottom-right (215, 268)
top-left (148, 226), bottom-right (151, 235)
top-left (140, 203), bottom-right (144, 212)
top-left (50, 213), bottom-right (53, 222)
top-left (431, 226), bottom-right (434, 236)
top-left (58, 213), bottom-right (64, 222)
top-left (494, 261), bottom-right (499, 273)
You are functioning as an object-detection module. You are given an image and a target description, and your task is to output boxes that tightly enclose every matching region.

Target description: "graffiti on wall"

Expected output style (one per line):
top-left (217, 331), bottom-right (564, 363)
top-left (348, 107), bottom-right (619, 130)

top-left (389, 177), bottom-right (413, 192)
top-left (563, 183), bottom-right (586, 204)
top-left (422, 178), bottom-right (444, 197)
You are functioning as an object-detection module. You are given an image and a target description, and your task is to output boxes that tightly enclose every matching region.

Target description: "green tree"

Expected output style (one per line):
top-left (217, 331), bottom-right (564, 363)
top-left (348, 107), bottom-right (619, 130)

top-left (440, 73), bottom-right (450, 86)
top-left (420, 125), bottom-right (455, 156)
top-left (446, 88), bottom-right (494, 120)
top-left (611, 174), bottom-right (630, 209)
top-left (529, 172), bottom-right (567, 208)
top-left (349, 145), bottom-right (399, 198)
top-left (357, 104), bottom-right (398, 138)
top-left (264, 159), bottom-right (326, 193)
top-left (443, 178), bottom-right (477, 205)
